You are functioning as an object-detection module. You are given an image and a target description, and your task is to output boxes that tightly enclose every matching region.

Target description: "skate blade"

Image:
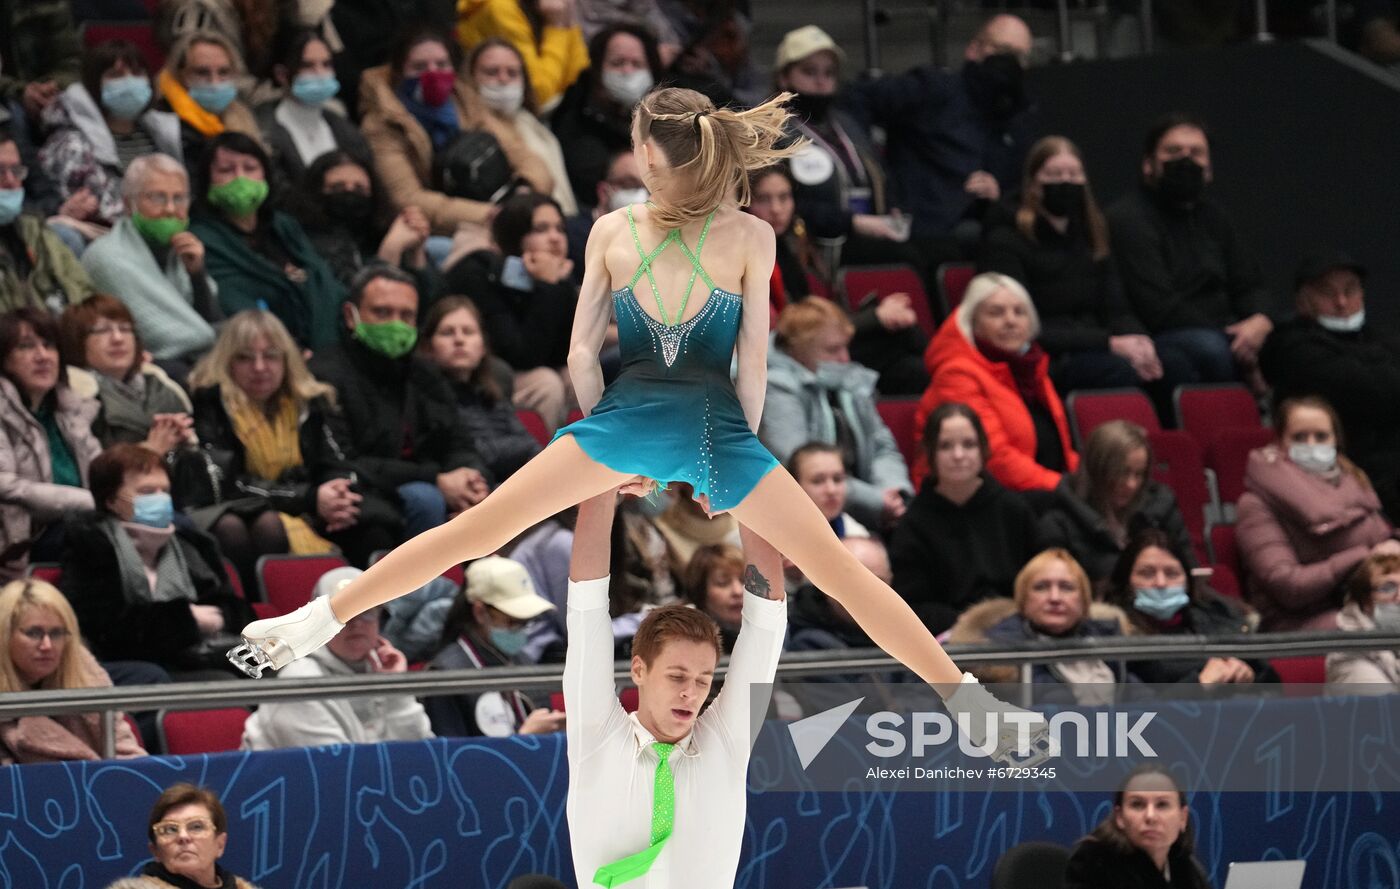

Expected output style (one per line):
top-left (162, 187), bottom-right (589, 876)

top-left (990, 726), bottom-right (1054, 768)
top-left (226, 639), bottom-right (292, 678)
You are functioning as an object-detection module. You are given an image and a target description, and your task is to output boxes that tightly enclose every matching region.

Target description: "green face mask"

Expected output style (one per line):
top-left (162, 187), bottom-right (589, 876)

top-left (131, 211), bottom-right (189, 246)
top-left (354, 317), bottom-right (418, 359)
top-left (207, 176), bottom-right (269, 217)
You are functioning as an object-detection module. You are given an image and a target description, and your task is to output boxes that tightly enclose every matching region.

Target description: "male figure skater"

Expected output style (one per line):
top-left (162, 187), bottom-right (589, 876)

top-left (563, 491), bottom-right (785, 888)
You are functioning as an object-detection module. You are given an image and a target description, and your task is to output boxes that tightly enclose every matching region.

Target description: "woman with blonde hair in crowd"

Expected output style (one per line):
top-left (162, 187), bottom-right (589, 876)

top-left (187, 310), bottom-right (402, 582)
top-left (0, 578), bottom-right (146, 764)
top-left (155, 31), bottom-right (263, 163)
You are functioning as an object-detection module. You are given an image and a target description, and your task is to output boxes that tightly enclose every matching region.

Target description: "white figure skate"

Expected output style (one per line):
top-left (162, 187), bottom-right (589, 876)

top-left (944, 672), bottom-right (1054, 767)
top-left (226, 596), bottom-right (344, 678)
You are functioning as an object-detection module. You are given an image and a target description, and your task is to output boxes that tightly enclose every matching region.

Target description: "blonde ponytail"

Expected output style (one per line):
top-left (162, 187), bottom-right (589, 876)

top-left (635, 88), bottom-right (807, 230)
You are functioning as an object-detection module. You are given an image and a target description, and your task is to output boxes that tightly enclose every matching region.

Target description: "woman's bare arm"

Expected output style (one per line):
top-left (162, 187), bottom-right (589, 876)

top-left (567, 212), bottom-right (624, 416)
top-left (734, 216), bottom-right (775, 433)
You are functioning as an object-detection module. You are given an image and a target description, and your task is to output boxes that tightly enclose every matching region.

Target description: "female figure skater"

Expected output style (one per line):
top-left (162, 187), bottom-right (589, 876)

top-left (230, 87), bottom-right (1032, 754)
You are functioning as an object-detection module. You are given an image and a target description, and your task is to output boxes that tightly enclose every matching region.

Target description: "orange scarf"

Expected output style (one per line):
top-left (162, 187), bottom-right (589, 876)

top-left (158, 69), bottom-right (225, 137)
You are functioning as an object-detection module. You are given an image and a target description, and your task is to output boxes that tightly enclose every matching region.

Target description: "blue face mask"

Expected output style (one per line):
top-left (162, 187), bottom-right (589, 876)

top-left (130, 492), bottom-right (174, 529)
top-left (291, 74), bottom-right (340, 106)
top-left (1133, 585), bottom-right (1189, 621)
top-left (101, 75), bottom-right (153, 120)
top-left (488, 626), bottom-right (528, 656)
top-left (0, 188), bottom-right (23, 225)
top-left (188, 81), bottom-right (237, 114)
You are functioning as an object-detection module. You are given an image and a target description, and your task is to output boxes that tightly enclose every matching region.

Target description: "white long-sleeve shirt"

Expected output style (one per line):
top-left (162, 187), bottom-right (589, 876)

top-left (564, 578), bottom-right (787, 889)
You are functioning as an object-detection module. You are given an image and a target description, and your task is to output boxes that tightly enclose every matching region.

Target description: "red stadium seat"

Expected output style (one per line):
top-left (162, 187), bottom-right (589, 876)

top-left (158, 708), bottom-right (251, 755)
top-left (222, 558), bottom-right (245, 599)
top-left (838, 265), bottom-right (938, 337)
top-left (1066, 389), bottom-right (1161, 450)
top-left (1269, 656), bottom-right (1326, 685)
top-left (1207, 426), bottom-right (1274, 513)
top-left (255, 554), bottom-right (349, 617)
top-left (251, 603), bottom-right (280, 620)
top-left (25, 563), bottom-right (62, 585)
top-left (875, 398), bottom-right (922, 472)
top-left (805, 272), bottom-right (832, 300)
top-left (566, 409), bottom-right (585, 426)
top-left (550, 688), bottom-right (640, 714)
top-left (936, 261), bottom-right (976, 315)
top-left (1174, 384), bottom-right (1260, 436)
top-left (1148, 431), bottom-right (1211, 564)
top-left (516, 409), bottom-right (550, 446)
top-left (1208, 524), bottom-right (1244, 597)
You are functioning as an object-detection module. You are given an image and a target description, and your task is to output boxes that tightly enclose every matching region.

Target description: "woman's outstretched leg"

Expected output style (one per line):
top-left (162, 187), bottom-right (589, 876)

top-left (729, 466), bottom-right (964, 695)
top-left (229, 437), bottom-right (633, 675)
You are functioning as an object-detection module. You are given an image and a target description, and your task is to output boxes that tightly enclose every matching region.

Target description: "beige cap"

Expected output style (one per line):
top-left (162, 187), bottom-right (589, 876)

top-left (775, 25), bottom-right (846, 71)
top-left (466, 557), bottom-right (556, 620)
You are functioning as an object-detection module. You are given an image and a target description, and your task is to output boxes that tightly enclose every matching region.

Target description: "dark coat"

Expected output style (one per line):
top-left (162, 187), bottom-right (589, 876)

top-left (441, 250), bottom-right (577, 371)
top-left (980, 216), bottom-right (1146, 355)
top-left (551, 76), bottom-right (633, 211)
top-left (1106, 187), bottom-right (1267, 334)
top-left (424, 630), bottom-right (532, 737)
top-left (787, 582), bottom-right (873, 651)
top-left (308, 334), bottom-right (487, 488)
top-left (254, 101), bottom-right (372, 190)
top-left (1037, 480), bottom-right (1196, 584)
top-left (889, 477), bottom-right (1040, 634)
top-left (449, 372), bottom-right (540, 481)
top-left (983, 610), bottom-right (1140, 687)
top-left (847, 64), bottom-right (1035, 238)
top-left (781, 107), bottom-right (888, 240)
top-left (60, 515), bottom-right (251, 665)
top-left (1119, 590), bottom-right (1271, 684)
top-left (1064, 837), bottom-right (1212, 889)
top-left (190, 210), bottom-right (347, 350)
top-left (1259, 316), bottom-right (1400, 518)
top-left (188, 387), bottom-right (399, 527)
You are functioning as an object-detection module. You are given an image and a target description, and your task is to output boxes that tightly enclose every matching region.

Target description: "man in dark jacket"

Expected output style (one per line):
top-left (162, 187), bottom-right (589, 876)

top-left (1107, 113), bottom-right (1273, 385)
top-left (1260, 249), bottom-right (1400, 519)
top-left (309, 265), bottom-right (489, 536)
top-left (0, 1), bottom-right (81, 120)
top-left (847, 14), bottom-right (1036, 241)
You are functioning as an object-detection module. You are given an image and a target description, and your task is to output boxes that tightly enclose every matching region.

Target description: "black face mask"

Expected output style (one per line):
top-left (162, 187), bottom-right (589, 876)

top-left (1040, 181), bottom-right (1085, 218)
top-left (322, 190), bottom-right (375, 226)
top-left (963, 53), bottom-right (1026, 119)
top-left (790, 91), bottom-right (834, 123)
top-left (1155, 157), bottom-right (1205, 205)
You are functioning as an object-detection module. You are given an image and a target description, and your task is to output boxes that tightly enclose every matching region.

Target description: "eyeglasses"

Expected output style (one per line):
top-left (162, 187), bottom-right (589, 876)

top-left (15, 627), bottom-right (71, 643)
top-left (0, 164), bottom-right (28, 182)
top-left (88, 323), bottom-right (135, 338)
top-left (152, 819), bottom-right (215, 841)
top-left (138, 192), bottom-right (190, 210)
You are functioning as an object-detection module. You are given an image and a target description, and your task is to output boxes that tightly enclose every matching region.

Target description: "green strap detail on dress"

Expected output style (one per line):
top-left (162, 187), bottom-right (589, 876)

top-left (674, 210), bottom-right (719, 301)
top-left (626, 205), bottom-right (679, 314)
top-left (625, 206), bottom-right (719, 327)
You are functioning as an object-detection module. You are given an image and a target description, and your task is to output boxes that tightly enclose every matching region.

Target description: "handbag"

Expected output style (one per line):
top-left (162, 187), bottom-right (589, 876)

top-left (433, 129), bottom-right (513, 203)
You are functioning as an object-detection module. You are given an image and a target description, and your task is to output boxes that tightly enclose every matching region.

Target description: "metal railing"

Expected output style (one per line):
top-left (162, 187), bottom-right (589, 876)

top-left (3, 629), bottom-right (1396, 758)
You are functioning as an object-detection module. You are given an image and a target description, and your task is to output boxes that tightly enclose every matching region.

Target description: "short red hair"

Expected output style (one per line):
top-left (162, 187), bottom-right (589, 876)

top-left (631, 604), bottom-right (722, 666)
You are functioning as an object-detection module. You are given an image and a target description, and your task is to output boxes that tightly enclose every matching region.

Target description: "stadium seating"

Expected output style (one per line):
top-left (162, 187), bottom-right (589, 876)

top-left (936, 261), bottom-right (976, 316)
top-left (838, 265), bottom-right (938, 337)
top-left (255, 554), bottom-right (349, 617)
top-left (875, 398), bottom-right (922, 471)
top-left (1066, 388), bottom-right (1160, 450)
top-left (25, 563), bottom-right (63, 585)
top-left (992, 841), bottom-right (1069, 889)
top-left (1147, 430), bottom-right (1212, 564)
top-left (157, 707), bottom-right (251, 755)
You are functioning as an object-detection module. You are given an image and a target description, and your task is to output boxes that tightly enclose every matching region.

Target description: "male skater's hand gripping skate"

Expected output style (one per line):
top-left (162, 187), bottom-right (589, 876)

top-left (942, 673), bottom-right (1052, 767)
top-left (227, 596), bottom-right (345, 678)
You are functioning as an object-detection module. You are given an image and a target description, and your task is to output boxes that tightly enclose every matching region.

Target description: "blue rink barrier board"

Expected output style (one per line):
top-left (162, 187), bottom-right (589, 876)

top-left (2, 703), bottom-right (1398, 888)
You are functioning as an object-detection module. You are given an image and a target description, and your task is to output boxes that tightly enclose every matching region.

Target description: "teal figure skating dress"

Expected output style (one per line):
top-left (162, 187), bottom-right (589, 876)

top-left (553, 206), bottom-right (779, 512)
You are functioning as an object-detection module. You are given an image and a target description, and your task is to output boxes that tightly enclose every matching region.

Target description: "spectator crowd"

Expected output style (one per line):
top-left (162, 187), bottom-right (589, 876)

top-left (2, 0), bottom-right (1398, 785)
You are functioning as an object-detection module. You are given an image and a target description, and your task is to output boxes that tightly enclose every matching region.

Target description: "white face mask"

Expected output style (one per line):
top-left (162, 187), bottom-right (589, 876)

top-left (607, 186), bottom-right (649, 212)
top-left (1288, 442), bottom-right (1338, 474)
top-left (602, 69), bottom-right (653, 106)
top-left (1373, 601), bottom-right (1400, 629)
top-left (477, 80), bottom-right (524, 114)
top-left (1316, 308), bottom-right (1366, 333)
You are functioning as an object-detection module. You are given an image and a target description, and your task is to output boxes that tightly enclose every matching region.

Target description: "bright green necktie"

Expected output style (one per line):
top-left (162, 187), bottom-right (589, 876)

top-left (592, 741), bottom-right (676, 887)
